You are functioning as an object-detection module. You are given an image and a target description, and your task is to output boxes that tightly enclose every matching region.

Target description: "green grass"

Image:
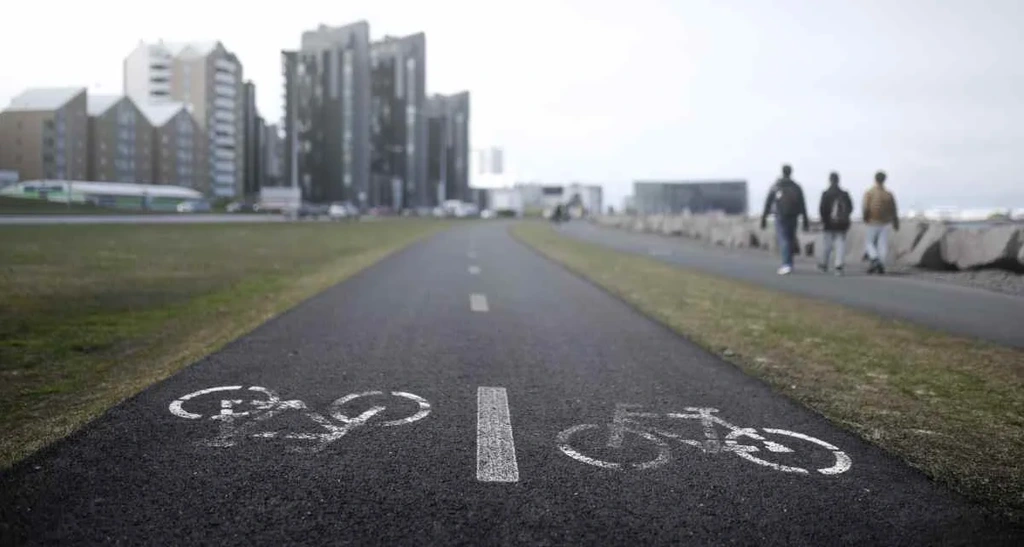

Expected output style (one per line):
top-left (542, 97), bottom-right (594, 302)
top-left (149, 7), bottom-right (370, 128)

top-left (513, 222), bottom-right (1024, 519)
top-left (0, 220), bottom-right (451, 467)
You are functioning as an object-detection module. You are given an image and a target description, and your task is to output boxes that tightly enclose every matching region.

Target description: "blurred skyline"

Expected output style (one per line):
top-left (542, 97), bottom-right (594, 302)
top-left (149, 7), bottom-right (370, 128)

top-left (1, 0), bottom-right (1022, 211)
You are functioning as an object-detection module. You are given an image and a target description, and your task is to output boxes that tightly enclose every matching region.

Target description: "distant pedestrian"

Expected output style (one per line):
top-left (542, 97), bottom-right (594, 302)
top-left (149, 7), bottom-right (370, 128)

top-left (862, 171), bottom-right (900, 274)
top-left (761, 164), bottom-right (809, 275)
top-left (817, 172), bottom-right (853, 275)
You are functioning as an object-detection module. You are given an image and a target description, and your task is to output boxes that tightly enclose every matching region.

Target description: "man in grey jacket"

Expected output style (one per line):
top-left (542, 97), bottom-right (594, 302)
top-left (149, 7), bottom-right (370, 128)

top-left (818, 172), bottom-right (854, 275)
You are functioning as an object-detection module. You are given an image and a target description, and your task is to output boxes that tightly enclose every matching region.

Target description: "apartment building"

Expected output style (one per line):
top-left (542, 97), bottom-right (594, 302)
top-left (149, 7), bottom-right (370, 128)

top-left (124, 40), bottom-right (244, 197)
top-left (87, 95), bottom-right (153, 183)
top-left (283, 21), bottom-right (372, 205)
top-left (137, 102), bottom-right (205, 189)
top-left (370, 33), bottom-right (427, 210)
top-left (0, 87), bottom-right (88, 181)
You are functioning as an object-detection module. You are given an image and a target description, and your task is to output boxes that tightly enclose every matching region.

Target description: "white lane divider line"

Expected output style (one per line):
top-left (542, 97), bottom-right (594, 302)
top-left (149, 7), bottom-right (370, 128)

top-left (470, 293), bottom-right (489, 312)
top-left (468, 265), bottom-right (481, 275)
top-left (476, 387), bottom-right (520, 482)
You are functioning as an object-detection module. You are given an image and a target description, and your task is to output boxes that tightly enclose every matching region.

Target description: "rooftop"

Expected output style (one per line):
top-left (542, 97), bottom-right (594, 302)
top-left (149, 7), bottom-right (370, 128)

top-left (137, 101), bottom-right (189, 127)
top-left (163, 40), bottom-right (220, 59)
top-left (0, 180), bottom-right (203, 200)
top-left (5, 87), bottom-right (85, 112)
top-left (86, 94), bottom-right (123, 117)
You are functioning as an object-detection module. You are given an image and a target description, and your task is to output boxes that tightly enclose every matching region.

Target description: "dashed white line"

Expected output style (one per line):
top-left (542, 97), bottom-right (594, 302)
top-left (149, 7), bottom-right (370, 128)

top-left (468, 265), bottom-right (481, 275)
top-left (470, 294), bottom-right (489, 312)
top-left (476, 387), bottom-right (520, 482)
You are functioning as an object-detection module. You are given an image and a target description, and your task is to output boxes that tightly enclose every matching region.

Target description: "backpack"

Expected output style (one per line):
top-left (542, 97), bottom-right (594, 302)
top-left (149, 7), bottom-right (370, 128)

top-left (830, 192), bottom-right (851, 224)
top-left (774, 181), bottom-right (801, 217)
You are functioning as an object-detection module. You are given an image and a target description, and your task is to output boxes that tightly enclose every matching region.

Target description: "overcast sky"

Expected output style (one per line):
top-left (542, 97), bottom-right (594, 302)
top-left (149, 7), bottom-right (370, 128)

top-left (2, 0), bottom-right (1022, 210)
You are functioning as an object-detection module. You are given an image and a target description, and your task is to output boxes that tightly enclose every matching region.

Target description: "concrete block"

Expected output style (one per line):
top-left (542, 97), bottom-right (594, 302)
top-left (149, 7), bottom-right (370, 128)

top-left (941, 225), bottom-right (1023, 270)
top-left (899, 223), bottom-right (950, 269)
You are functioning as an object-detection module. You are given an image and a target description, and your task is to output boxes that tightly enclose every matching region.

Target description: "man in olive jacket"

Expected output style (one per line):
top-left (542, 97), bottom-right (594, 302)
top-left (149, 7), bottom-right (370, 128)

top-left (862, 171), bottom-right (900, 274)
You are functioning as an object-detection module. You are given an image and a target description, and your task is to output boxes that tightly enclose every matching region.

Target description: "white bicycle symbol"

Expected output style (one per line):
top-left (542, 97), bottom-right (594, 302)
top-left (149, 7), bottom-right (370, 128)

top-left (557, 404), bottom-right (851, 475)
top-left (169, 385), bottom-right (430, 453)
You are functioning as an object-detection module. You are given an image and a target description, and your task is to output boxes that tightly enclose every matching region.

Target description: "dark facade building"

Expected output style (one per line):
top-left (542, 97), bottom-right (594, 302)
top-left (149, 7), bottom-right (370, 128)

top-left (425, 91), bottom-right (470, 204)
top-left (633, 180), bottom-right (749, 215)
top-left (370, 33), bottom-right (427, 210)
top-left (262, 123), bottom-right (284, 186)
top-left (242, 80), bottom-right (263, 198)
top-left (283, 22), bottom-right (372, 205)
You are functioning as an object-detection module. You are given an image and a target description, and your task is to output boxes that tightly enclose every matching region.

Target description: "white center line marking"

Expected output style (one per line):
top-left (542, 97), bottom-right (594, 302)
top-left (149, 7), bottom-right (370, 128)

top-left (470, 293), bottom-right (489, 312)
top-left (468, 265), bottom-right (481, 275)
top-left (476, 387), bottom-right (520, 482)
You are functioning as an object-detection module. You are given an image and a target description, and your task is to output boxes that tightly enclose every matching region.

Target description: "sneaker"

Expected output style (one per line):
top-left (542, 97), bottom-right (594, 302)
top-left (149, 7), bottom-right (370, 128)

top-left (777, 265), bottom-right (793, 275)
top-left (817, 264), bottom-right (828, 274)
top-left (877, 263), bottom-right (886, 275)
top-left (835, 266), bottom-right (844, 277)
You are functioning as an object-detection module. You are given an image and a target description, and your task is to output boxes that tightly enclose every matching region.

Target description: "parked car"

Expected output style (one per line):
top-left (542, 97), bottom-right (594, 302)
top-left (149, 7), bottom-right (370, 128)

top-left (226, 201), bottom-right (262, 213)
top-left (293, 203), bottom-right (330, 220)
top-left (328, 202), bottom-right (360, 221)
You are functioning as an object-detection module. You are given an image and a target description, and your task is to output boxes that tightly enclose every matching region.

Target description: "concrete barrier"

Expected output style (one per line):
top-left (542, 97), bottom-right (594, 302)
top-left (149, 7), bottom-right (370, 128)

top-left (593, 215), bottom-right (1024, 272)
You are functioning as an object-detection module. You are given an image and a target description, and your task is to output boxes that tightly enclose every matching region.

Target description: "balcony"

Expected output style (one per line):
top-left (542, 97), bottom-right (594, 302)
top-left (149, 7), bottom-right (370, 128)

top-left (214, 71), bottom-right (235, 85)
top-left (213, 97), bottom-right (235, 110)
top-left (215, 84), bottom-right (236, 98)
top-left (214, 148), bottom-right (236, 160)
top-left (214, 58), bottom-right (238, 73)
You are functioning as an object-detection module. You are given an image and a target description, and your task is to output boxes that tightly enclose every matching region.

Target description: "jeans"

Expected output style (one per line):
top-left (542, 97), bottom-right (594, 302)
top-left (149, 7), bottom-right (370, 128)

top-left (775, 216), bottom-right (798, 267)
top-left (864, 224), bottom-right (889, 265)
top-left (819, 230), bottom-right (847, 269)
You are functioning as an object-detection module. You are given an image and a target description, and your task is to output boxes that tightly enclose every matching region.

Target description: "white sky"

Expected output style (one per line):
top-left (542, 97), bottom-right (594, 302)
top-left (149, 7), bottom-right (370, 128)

top-left (2, 0), bottom-right (1022, 210)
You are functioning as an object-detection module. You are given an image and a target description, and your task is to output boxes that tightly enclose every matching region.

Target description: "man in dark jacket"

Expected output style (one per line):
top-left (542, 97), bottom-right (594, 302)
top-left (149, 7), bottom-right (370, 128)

top-left (761, 164), bottom-right (809, 275)
top-left (818, 172), bottom-right (854, 275)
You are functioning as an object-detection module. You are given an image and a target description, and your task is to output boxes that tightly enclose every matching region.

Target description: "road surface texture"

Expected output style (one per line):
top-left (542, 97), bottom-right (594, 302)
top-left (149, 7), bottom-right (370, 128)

top-left (0, 214), bottom-right (288, 225)
top-left (559, 221), bottom-right (1024, 349)
top-left (1, 222), bottom-right (1019, 546)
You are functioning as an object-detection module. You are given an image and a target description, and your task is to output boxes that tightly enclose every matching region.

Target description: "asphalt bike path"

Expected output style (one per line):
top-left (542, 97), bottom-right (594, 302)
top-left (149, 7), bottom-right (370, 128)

top-left (559, 221), bottom-right (1024, 349)
top-left (1, 222), bottom-right (1018, 545)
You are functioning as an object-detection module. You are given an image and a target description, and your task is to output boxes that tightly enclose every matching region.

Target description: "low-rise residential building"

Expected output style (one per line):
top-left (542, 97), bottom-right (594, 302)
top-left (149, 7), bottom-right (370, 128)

top-left (0, 87), bottom-right (88, 181)
top-left (137, 102), bottom-right (206, 190)
top-left (87, 95), bottom-right (153, 183)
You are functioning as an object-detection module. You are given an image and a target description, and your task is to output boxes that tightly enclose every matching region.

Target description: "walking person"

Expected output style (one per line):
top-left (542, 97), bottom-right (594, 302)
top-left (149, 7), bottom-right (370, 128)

top-left (862, 170), bottom-right (900, 274)
top-left (761, 164), bottom-right (809, 275)
top-left (818, 172), bottom-right (854, 275)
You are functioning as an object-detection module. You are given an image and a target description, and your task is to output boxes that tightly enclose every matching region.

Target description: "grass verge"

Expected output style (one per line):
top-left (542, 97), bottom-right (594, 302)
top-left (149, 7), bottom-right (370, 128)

top-left (0, 220), bottom-right (450, 468)
top-left (513, 222), bottom-right (1024, 519)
